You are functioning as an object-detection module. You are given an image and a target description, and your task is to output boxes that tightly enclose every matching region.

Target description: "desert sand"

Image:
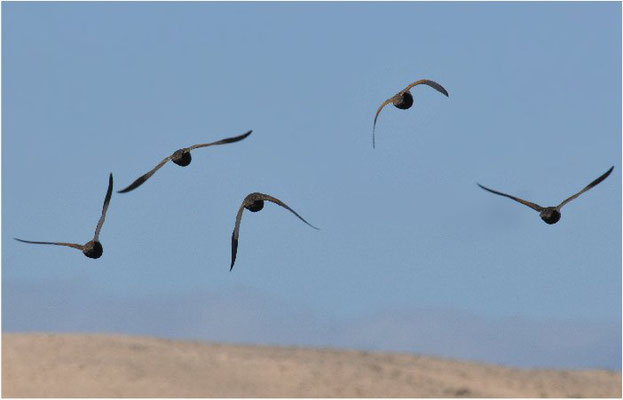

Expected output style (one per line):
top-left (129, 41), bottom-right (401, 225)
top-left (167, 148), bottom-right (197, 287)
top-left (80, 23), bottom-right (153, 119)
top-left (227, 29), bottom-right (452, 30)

top-left (2, 333), bottom-right (620, 398)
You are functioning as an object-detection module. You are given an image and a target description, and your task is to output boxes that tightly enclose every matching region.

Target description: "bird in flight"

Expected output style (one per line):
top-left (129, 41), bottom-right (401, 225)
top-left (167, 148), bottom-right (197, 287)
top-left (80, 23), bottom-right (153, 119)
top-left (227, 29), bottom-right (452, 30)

top-left (477, 166), bottom-right (614, 224)
top-left (230, 192), bottom-right (319, 270)
top-left (15, 173), bottom-right (114, 259)
top-left (372, 79), bottom-right (449, 148)
top-left (118, 130), bottom-right (252, 193)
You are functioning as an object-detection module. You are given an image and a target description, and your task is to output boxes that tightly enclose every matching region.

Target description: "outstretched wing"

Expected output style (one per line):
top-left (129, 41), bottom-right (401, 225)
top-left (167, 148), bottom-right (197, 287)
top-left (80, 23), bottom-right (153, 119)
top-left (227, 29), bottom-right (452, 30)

top-left (94, 173), bottom-right (113, 240)
top-left (372, 98), bottom-right (394, 149)
top-left (557, 166), bottom-right (614, 209)
top-left (401, 79), bottom-right (449, 97)
top-left (258, 193), bottom-right (320, 230)
top-left (477, 183), bottom-right (544, 212)
top-left (117, 155), bottom-right (172, 193)
top-left (14, 238), bottom-right (84, 251)
top-left (230, 202), bottom-right (248, 271)
top-left (188, 130), bottom-right (253, 151)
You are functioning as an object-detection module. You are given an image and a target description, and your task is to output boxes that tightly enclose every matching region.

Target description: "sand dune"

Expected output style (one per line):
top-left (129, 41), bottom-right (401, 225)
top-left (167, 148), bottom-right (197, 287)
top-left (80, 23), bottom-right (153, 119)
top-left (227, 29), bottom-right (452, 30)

top-left (2, 333), bottom-right (620, 398)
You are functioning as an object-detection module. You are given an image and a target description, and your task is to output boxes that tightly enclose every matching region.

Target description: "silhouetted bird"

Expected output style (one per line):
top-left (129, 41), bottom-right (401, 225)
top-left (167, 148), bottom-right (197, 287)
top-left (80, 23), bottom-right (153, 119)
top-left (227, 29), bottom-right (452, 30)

top-left (372, 79), bottom-right (449, 148)
top-left (118, 130), bottom-right (252, 193)
top-left (477, 166), bottom-right (614, 224)
top-left (15, 173), bottom-right (114, 259)
top-left (230, 192), bottom-right (319, 270)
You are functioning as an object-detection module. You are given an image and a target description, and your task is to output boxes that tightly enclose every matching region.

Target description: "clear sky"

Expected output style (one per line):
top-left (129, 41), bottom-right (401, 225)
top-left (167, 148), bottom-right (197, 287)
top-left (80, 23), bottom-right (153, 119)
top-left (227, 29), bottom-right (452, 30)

top-left (3, 2), bottom-right (621, 369)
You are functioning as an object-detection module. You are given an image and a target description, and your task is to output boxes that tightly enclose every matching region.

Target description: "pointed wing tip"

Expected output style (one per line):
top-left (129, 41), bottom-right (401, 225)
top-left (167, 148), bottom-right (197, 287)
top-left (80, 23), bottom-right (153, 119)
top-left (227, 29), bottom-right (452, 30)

top-left (418, 79), bottom-right (449, 97)
top-left (107, 173), bottom-right (114, 192)
top-left (437, 86), bottom-right (449, 97)
top-left (476, 183), bottom-right (497, 195)
top-left (13, 237), bottom-right (34, 244)
top-left (594, 165), bottom-right (615, 186)
top-left (117, 180), bottom-right (142, 193)
top-left (594, 165), bottom-right (615, 184)
top-left (303, 220), bottom-right (320, 231)
top-left (230, 235), bottom-right (238, 271)
top-left (236, 130), bottom-right (253, 140)
top-left (372, 125), bottom-right (377, 149)
top-left (230, 250), bottom-right (236, 271)
top-left (601, 165), bottom-right (615, 180)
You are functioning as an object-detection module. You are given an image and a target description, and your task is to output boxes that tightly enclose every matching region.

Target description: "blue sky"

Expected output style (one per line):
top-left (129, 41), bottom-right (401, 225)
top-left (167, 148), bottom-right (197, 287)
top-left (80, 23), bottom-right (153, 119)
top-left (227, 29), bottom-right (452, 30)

top-left (3, 2), bottom-right (621, 369)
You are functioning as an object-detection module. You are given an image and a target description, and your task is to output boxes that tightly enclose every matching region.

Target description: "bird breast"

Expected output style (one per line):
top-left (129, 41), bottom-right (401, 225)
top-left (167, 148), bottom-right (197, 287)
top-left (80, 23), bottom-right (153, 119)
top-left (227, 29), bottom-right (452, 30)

top-left (83, 241), bottom-right (103, 259)
top-left (172, 151), bottom-right (192, 167)
top-left (246, 200), bottom-right (264, 212)
top-left (393, 91), bottom-right (414, 110)
top-left (539, 209), bottom-right (561, 225)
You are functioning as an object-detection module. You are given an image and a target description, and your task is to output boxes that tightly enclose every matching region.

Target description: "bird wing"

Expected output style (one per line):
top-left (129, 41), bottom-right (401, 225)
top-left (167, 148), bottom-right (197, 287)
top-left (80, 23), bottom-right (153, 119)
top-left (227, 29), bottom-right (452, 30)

top-left (477, 183), bottom-right (544, 212)
top-left (117, 155), bottom-right (172, 193)
top-left (187, 130), bottom-right (253, 151)
top-left (14, 238), bottom-right (84, 251)
top-left (372, 98), bottom-right (394, 149)
top-left (94, 173), bottom-right (113, 240)
top-left (257, 193), bottom-right (320, 230)
top-left (557, 166), bottom-right (614, 209)
top-left (401, 79), bottom-right (449, 97)
top-left (230, 201), bottom-right (248, 271)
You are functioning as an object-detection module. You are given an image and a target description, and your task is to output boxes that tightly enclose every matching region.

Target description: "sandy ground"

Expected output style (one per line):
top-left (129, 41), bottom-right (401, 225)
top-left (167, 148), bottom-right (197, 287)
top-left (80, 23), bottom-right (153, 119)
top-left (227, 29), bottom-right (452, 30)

top-left (2, 333), bottom-right (620, 398)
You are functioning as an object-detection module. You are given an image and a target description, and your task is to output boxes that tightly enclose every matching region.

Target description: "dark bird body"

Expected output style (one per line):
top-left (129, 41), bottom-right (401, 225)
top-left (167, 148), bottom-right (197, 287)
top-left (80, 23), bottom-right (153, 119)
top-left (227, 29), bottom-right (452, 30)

top-left (372, 79), bottom-right (448, 148)
top-left (477, 166), bottom-right (614, 225)
top-left (15, 173), bottom-right (114, 259)
top-left (230, 192), bottom-right (319, 270)
top-left (393, 91), bottom-right (414, 109)
top-left (118, 130), bottom-right (252, 193)
top-left (171, 150), bottom-right (192, 167)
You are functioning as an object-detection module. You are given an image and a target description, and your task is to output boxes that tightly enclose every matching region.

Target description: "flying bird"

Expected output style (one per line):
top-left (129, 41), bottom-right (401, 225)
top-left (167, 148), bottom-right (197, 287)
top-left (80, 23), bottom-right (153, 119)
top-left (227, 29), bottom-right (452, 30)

top-left (230, 192), bottom-right (319, 270)
top-left (372, 79), bottom-right (449, 148)
top-left (15, 173), bottom-right (114, 259)
top-left (477, 166), bottom-right (614, 224)
top-left (118, 130), bottom-right (252, 193)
